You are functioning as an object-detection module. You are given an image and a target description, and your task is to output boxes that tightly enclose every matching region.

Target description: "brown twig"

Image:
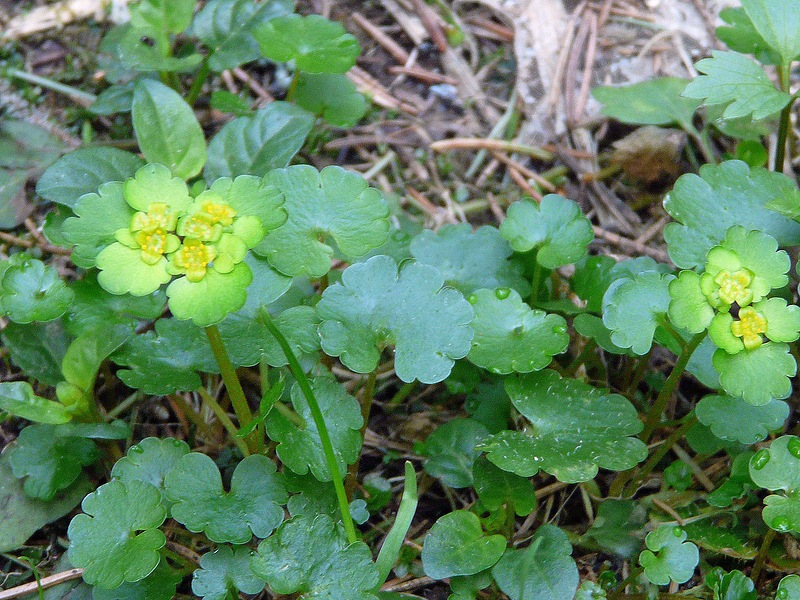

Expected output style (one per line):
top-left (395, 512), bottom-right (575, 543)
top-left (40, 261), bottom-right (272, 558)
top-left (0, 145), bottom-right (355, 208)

top-left (387, 65), bottom-right (457, 85)
top-left (0, 569), bottom-right (84, 600)
top-left (592, 225), bottom-right (670, 263)
top-left (231, 68), bottom-right (272, 103)
top-left (430, 138), bottom-right (553, 160)
top-left (352, 12), bottom-right (410, 64)
top-left (508, 165), bottom-right (543, 201)
top-left (0, 230), bottom-right (72, 256)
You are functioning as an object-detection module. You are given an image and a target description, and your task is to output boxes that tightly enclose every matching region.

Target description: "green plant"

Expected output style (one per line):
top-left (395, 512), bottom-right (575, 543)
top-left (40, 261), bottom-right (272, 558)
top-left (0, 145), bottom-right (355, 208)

top-left (6, 0), bottom-right (800, 598)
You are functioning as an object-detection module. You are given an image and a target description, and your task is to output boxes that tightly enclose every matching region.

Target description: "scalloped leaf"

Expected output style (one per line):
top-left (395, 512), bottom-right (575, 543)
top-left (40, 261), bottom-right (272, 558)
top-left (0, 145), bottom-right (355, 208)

top-left (499, 195), bottom-right (593, 268)
top-left (592, 77), bottom-right (699, 129)
top-left (713, 342), bottom-right (796, 406)
top-left (480, 370), bottom-right (647, 483)
top-left (473, 456), bottom-right (536, 517)
top-left (0, 258), bottom-right (74, 323)
top-left (67, 480), bottom-right (167, 589)
top-left (1, 321), bottom-right (70, 386)
top-left (749, 436), bottom-right (800, 532)
top-left (192, 545), bottom-right (265, 600)
top-left (92, 559), bottom-right (182, 600)
top-left (251, 514), bottom-right (380, 600)
top-left (111, 437), bottom-right (190, 511)
top-left (410, 223), bottom-right (530, 296)
top-left (255, 165), bottom-right (390, 277)
top-left (639, 526), bottom-right (699, 586)
top-left (266, 377), bottom-right (362, 482)
top-left (466, 288), bottom-right (568, 374)
top-left (164, 453), bottom-right (286, 543)
top-left (663, 161), bottom-right (800, 268)
top-left (696, 395), bottom-right (788, 444)
top-left (317, 255), bottom-right (473, 383)
top-left (421, 511), bottom-right (506, 579)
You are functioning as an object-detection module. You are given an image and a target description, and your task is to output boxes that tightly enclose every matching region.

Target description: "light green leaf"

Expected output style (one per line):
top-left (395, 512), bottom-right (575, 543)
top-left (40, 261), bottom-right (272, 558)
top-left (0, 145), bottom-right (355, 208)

top-left (682, 51), bottom-right (791, 120)
top-left (254, 14), bottom-right (360, 73)
top-left (165, 453), bottom-right (286, 543)
top-left (480, 370), bottom-right (647, 483)
top-left (696, 395), bottom-right (788, 444)
top-left (705, 569), bottom-right (756, 600)
top-left (716, 8), bottom-right (779, 64)
top-left (1, 258), bottom-right (74, 323)
top-left (668, 271), bottom-right (714, 334)
top-left (500, 195), bottom-right (593, 268)
top-left (255, 165), bottom-right (390, 277)
top-left (639, 526), bottom-right (699, 585)
top-left (251, 514), bottom-right (380, 600)
top-left (749, 436), bottom-right (800, 532)
top-left (422, 418), bottom-right (490, 488)
top-left (741, 0), bottom-right (800, 69)
top-left (317, 255), bottom-right (473, 383)
top-left (491, 525), bottom-right (578, 600)
top-left (132, 79), bottom-right (207, 179)
top-left (0, 381), bottom-right (71, 424)
top-left (602, 271), bottom-right (673, 355)
top-left (410, 223), bottom-right (530, 296)
top-left (293, 72), bottom-right (367, 126)
top-left (67, 480), bottom-right (167, 589)
top-left (130, 0), bottom-right (194, 35)
top-left (111, 437), bottom-right (190, 511)
top-left (421, 511), bottom-right (506, 579)
top-left (713, 342), bottom-right (795, 405)
top-left (592, 77), bottom-right (699, 129)
top-left (192, 545), bottom-right (265, 600)
top-left (777, 575), bottom-right (800, 600)
top-left (663, 160), bottom-right (800, 269)
top-left (166, 261), bottom-right (253, 327)
top-left (266, 377), bottom-right (363, 481)
top-left (36, 148), bottom-right (144, 209)
top-left (204, 102), bottom-right (314, 182)
top-left (466, 288), bottom-right (568, 374)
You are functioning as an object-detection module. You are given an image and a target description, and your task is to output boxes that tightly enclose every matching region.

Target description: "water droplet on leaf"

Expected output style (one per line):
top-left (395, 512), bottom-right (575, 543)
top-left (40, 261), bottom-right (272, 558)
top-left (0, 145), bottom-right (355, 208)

top-left (467, 294), bottom-right (477, 304)
top-left (752, 448), bottom-right (771, 470)
top-left (771, 516), bottom-right (793, 532)
top-left (788, 437), bottom-right (800, 459)
top-left (778, 587), bottom-right (789, 600)
top-left (495, 287), bottom-right (511, 300)
top-left (672, 526), bottom-right (683, 537)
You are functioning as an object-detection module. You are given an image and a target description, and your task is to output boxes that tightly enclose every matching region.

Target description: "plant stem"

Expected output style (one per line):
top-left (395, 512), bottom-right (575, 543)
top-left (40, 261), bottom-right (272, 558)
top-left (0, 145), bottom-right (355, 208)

top-left (374, 462), bottom-right (419, 588)
top-left (347, 370), bottom-right (377, 498)
top-left (186, 58), bottom-right (211, 107)
top-left (775, 100), bottom-right (794, 172)
top-left (750, 527), bottom-right (776, 585)
top-left (197, 387), bottom-right (250, 457)
top-left (6, 68), bottom-right (98, 106)
top-left (530, 261), bottom-right (543, 303)
top-left (640, 332), bottom-right (705, 444)
top-left (259, 308), bottom-right (359, 544)
top-left (609, 566), bottom-right (644, 599)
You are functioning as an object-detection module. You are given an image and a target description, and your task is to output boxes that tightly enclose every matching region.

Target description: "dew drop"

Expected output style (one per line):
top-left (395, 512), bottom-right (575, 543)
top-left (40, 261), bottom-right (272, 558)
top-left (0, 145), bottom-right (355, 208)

top-left (788, 438), bottom-right (800, 459)
top-left (553, 324), bottom-right (567, 335)
top-left (771, 516), bottom-right (792, 533)
top-left (468, 294), bottom-right (477, 305)
top-left (495, 287), bottom-right (511, 300)
top-left (752, 448), bottom-right (771, 470)
top-left (778, 587), bottom-right (789, 600)
top-left (672, 526), bottom-right (683, 537)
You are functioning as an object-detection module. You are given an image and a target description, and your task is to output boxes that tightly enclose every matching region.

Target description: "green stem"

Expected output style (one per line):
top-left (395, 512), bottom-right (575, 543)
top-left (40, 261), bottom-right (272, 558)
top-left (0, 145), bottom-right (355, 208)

top-left (186, 58), bottom-right (211, 107)
top-left (374, 462), bottom-right (419, 588)
top-left (530, 261), bottom-right (543, 303)
top-left (197, 387), bottom-right (250, 457)
top-left (346, 370), bottom-right (378, 499)
top-left (750, 527), bottom-right (776, 585)
top-left (640, 332), bottom-right (705, 444)
top-left (609, 566), bottom-right (644, 599)
top-left (775, 65), bottom-right (794, 172)
top-left (6, 67), bottom-right (97, 106)
top-left (259, 308), bottom-right (358, 544)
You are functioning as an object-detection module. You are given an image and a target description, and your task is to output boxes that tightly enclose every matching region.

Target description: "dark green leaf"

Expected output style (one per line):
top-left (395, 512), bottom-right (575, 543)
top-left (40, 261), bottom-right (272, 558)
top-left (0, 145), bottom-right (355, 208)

top-left (89, 82), bottom-right (135, 115)
top-left (696, 395), bottom-right (788, 444)
top-left (192, 545), bottom-right (265, 600)
top-left (592, 77), bottom-right (699, 129)
top-left (293, 72), bottom-right (367, 126)
top-left (111, 437), bottom-right (190, 510)
top-left (421, 511), bottom-right (506, 579)
top-left (423, 418), bottom-right (490, 488)
top-left (707, 451), bottom-right (755, 507)
top-left (2, 321), bottom-right (70, 386)
top-left (92, 559), bottom-right (182, 600)
top-left (583, 500), bottom-right (646, 559)
top-left (209, 90), bottom-right (253, 116)
top-left (473, 456), bottom-right (536, 517)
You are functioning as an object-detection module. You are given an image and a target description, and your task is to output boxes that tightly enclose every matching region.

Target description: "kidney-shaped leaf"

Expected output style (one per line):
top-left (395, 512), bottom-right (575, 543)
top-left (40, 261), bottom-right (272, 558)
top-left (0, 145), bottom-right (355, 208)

top-left (192, 545), bottom-right (265, 600)
top-left (663, 161), bottom-right (800, 268)
top-left (294, 73), bottom-right (367, 127)
top-left (255, 165), bottom-right (390, 277)
top-left (491, 524), bottom-right (578, 600)
top-left (111, 437), bottom-right (190, 510)
top-left (164, 452), bottom-right (287, 544)
top-left (251, 514), bottom-right (380, 600)
top-left (749, 436), bottom-right (800, 533)
top-left (480, 370), bottom-right (647, 483)
top-left (1, 258), bottom-right (74, 323)
top-left (67, 480), bottom-right (167, 589)
top-left (638, 526), bottom-right (699, 586)
top-left (421, 510), bottom-right (506, 580)
top-left (317, 255), bottom-right (474, 383)
top-left (712, 342), bottom-right (796, 406)
top-left (467, 288), bottom-right (568, 374)
top-left (696, 395), bottom-right (788, 444)
top-left (499, 195), bottom-right (593, 268)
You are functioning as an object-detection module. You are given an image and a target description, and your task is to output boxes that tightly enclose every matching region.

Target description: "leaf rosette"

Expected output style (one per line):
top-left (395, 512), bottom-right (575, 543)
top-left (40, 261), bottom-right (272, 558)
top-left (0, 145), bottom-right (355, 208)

top-left (64, 163), bottom-right (285, 326)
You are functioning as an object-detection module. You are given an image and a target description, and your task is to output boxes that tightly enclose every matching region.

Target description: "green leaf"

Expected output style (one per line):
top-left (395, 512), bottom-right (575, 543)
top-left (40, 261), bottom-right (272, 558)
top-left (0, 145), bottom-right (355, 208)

top-left (7, 424), bottom-right (97, 500)
top-left (573, 313), bottom-right (631, 355)
top-left (89, 81), bottom-right (135, 115)
top-left (132, 79), bottom-right (207, 179)
top-left (575, 581), bottom-right (607, 600)
top-left (284, 471), bottom-right (342, 520)
top-left (500, 195), bottom-right (593, 268)
top-left (491, 524), bottom-right (578, 600)
top-left (209, 90), bottom-right (253, 116)
top-left (254, 14), bottom-right (360, 73)
top-left (668, 271), bottom-right (715, 334)
top-left (639, 526), bottom-right (699, 586)
top-left (266, 377), bottom-right (363, 481)
top-left (0, 381), bottom-right (71, 424)
top-left (480, 370), bottom-right (647, 483)
top-left (571, 255), bottom-right (616, 313)
top-left (740, 0), bottom-right (800, 69)
top-left (682, 51), bottom-right (791, 120)
top-left (749, 436), bottom-right (800, 532)
top-left (473, 456), bottom-right (536, 517)
top-left (602, 271), bottom-right (673, 355)
top-left (256, 165), bottom-right (390, 277)
top-left (717, 8), bottom-right (779, 64)
top-left (777, 575), bottom-right (800, 600)
top-left (663, 160), bottom-right (800, 269)
top-left (111, 437), bottom-right (190, 511)
top-left (421, 511), bottom-right (506, 579)
top-left (36, 148), bottom-right (144, 209)
top-left (251, 514), bottom-right (380, 599)
top-left (112, 318), bottom-right (218, 394)
top-left (205, 102), bottom-right (314, 182)
top-left (0, 169), bottom-right (33, 231)
top-left (410, 223), bottom-right (531, 296)
top-left (707, 451), bottom-right (755, 508)
top-left (696, 395), bottom-right (788, 444)
top-left (583, 500), bottom-right (646, 559)
top-left (103, 23), bottom-right (203, 74)
top-left (2, 321), bottom-right (70, 386)
top-left (706, 569), bottom-right (756, 600)
top-left (92, 559), bottom-right (182, 600)
top-left (165, 452), bottom-right (286, 543)
top-left (422, 418), bottom-right (490, 488)
top-left (293, 72), bottom-right (367, 126)
top-left (0, 454), bottom-right (92, 553)
top-left (317, 255), bottom-right (473, 383)
top-left (67, 480), bottom-right (167, 589)
top-left (131, 0), bottom-right (194, 35)
top-left (166, 261), bottom-right (253, 327)
top-left (713, 342), bottom-right (795, 405)
top-left (592, 77), bottom-right (699, 130)
top-left (192, 545), bottom-right (265, 600)
top-left (1, 258), bottom-right (74, 323)
top-left (193, 0), bottom-right (293, 71)
top-left (466, 288), bottom-right (568, 374)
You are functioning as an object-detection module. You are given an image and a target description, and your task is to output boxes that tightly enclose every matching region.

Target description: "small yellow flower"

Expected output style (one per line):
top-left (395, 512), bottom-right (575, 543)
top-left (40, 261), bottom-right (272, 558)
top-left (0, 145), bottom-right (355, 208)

top-left (172, 239), bottom-right (216, 282)
top-left (130, 202), bottom-right (178, 233)
top-left (177, 212), bottom-right (223, 242)
top-left (714, 269), bottom-right (754, 306)
top-left (731, 306), bottom-right (768, 351)
top-left (199, 199), bottom-right (237, 226)
top-left (133, 228), bottom-right (179, 265)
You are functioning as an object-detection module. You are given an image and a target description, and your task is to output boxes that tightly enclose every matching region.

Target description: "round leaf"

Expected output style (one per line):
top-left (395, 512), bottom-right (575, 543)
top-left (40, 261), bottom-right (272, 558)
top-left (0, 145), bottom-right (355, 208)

top-left (111, 437), bottom-right (190, 510)
top-left (696, 394), bottom-right (788, 444)
top-left (639, 526), bottom-right (699, 585)
top-left (1, 258), bottom-right (74, 323)
top-left (713, 342), bottom-right (796, 405)
top-left (294, 72), bottom-right (367, 127)
top-left (421, 511), bottom-right (506, 579)
top-left (192, 545), bottom-right (265, 600)
top-left (166, 261), bottom-right (253, 327)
